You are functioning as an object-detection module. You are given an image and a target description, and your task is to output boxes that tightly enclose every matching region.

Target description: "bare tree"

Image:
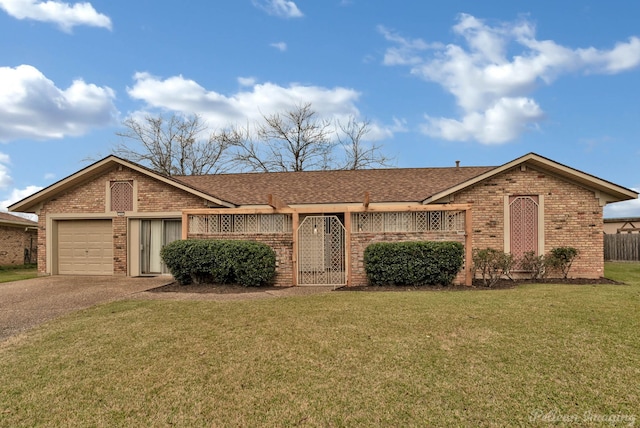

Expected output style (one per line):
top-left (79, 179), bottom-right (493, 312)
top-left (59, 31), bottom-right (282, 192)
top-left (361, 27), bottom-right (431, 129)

top-left (223, 103), bottom-right (393, 172)
top-left (225, 103), bottom-right (335, 172)
top-left (337, 116), bottom-right (394, 170)
top-left (113, 114), bottom-right (230, 176)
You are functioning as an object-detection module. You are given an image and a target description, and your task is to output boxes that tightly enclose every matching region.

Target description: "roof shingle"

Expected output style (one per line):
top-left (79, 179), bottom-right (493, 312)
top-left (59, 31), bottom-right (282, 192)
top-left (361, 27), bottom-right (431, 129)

top-left (174, 166), bottom-right (495, 206)
top-left (0, 211), bottom-right (37, 226)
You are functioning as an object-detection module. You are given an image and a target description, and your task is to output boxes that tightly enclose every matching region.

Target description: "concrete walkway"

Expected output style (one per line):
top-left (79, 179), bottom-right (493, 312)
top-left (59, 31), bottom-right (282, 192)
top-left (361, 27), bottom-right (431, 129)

top-left (0, 275), bottom-right (173, 342)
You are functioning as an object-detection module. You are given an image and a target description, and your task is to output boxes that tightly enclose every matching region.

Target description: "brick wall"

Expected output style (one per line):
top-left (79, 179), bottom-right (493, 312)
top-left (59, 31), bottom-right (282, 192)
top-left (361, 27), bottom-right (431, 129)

top-left (36, 161), bottom-right (607, 281)
top-left (38, 165), bottom-right (206, 274)
top-left (0, 225), bottom-right (37, 265)
top-left (188, 233), bottom-right (294, 286)
top-left (350, 231), bottom-right (466, 286)
top-left (452, 164), bottom-right (604, 279)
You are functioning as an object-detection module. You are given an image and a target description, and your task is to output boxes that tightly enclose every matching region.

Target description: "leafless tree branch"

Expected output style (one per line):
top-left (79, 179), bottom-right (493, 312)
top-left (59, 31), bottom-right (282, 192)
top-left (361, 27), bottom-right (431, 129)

top-left (112, 113), bottom-right (230, 175)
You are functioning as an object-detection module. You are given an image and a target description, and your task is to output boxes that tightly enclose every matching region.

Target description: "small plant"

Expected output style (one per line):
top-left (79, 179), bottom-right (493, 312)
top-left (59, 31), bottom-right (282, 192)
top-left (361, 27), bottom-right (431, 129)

top-left (546, 247), bottom-right (579, 279)
top-left (471, 248), bottom-right (515, 287)
top-left (519, 251), bottom-right (547, 280)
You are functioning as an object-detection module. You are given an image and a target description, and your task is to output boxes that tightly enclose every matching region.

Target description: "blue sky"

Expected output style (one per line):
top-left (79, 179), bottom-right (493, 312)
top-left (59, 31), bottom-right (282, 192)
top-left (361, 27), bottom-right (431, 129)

top-left (1, 0), bottom-right (639, 217)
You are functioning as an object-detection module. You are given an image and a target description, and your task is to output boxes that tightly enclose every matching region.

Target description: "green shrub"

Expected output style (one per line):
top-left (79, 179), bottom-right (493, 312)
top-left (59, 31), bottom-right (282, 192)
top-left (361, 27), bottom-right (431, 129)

top-left (471, 248), bottom-right (516, 287)
top-left (229, 241), bottom-right (277, 287)
top-left (364, 241), bottom-right (464, 286)
top-left (546, 247), bottom-right (579, 278)
top-left (519, 250), bottom-right (547, 280)
top-left (161, 239), bottom-right (276, 287)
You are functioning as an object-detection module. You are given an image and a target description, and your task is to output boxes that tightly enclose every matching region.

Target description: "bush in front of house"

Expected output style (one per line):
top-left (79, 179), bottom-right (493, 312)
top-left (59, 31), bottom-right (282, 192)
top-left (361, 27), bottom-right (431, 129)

top-left (161, 239), bottom-right (276, 287)
top-left (472, 248), bottom-right (517, 287)
top-left (363, 241), bottom-right (464, 286)
top-left (545, 247), bottom-right (580, 279)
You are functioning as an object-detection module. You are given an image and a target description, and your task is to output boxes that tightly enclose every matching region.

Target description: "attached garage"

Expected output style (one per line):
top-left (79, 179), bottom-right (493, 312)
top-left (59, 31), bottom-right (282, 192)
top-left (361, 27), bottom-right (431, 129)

top-left (56, 220), bottom-right (113, 275)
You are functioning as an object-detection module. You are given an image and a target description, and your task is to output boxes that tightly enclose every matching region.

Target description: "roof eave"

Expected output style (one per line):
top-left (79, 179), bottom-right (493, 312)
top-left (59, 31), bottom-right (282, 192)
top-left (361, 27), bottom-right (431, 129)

top-left (0, 220), bottom-right (38, 228)
top-left (422, 152), bottom-right (638, 205)
top-left (8, 156), bottom-right (236, 213)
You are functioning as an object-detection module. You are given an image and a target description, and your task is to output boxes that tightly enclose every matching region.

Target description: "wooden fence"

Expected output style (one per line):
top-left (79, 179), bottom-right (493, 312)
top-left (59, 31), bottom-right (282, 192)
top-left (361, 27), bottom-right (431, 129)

top-left (604, 234), bottom-right (640, 261)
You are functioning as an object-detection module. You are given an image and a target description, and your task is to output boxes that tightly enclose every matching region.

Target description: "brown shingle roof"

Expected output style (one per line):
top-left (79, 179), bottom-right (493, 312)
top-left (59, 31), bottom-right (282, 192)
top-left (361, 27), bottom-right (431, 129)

top-left (0, 211), bottom-right (37, 226)
top-left (174, 166), bottom-right (494, 206)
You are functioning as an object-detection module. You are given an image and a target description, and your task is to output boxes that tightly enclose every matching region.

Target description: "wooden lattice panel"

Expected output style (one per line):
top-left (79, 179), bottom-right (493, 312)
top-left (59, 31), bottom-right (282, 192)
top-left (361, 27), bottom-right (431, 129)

top-left (110, 181), bottom-right (133, 212)
top-left (352, 211), bottom-right (465, 233)
top-left (187, 213), bottom-right (292, 235)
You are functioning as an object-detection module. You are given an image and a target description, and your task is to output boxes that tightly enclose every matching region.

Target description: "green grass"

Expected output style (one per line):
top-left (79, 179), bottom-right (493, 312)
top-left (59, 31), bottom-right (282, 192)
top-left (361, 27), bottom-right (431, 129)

top-left (604, 261), bottom-right (640, 284)
top-left (0, 264), bottom-right (639, 426)
top-left (0, 264), bottom-right (37, 283)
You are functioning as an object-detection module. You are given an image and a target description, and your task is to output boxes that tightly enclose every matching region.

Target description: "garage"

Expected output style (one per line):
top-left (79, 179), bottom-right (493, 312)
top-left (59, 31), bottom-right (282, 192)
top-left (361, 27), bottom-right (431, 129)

top-left (57, 220), bottom-right (113, 275)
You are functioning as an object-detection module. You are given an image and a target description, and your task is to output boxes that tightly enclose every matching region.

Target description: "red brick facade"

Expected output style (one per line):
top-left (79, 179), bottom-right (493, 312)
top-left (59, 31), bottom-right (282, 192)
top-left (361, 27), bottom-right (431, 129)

top-left (34, 160), bottom-right (610, 283)
top-left (0, 225), bottom-right (37, 265)
top-left (37, 165), bottom-right (206, 275)
top-left (451, 165), bottom-right (604, 278)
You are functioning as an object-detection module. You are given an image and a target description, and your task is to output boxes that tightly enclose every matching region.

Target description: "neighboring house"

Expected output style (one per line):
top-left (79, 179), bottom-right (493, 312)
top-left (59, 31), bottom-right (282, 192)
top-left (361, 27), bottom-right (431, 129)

top-left (604, 217), bottom-right (640, 234)
top-left (8, 152), bottom-right (638, 286)
top-left (0, 212), bottom-right (38, 266)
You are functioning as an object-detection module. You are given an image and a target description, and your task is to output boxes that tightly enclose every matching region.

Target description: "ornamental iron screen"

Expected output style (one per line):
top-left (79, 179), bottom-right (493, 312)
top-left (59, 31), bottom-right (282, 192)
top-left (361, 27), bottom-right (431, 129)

top-left (297, 215), bottom-right (346, 286)
top-left (509, 195), bottom-right (539, 262)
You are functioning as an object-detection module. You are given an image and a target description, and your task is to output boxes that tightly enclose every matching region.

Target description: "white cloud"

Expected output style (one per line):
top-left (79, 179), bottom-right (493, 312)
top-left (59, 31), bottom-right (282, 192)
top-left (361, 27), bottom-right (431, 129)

top-left (0, 152), bottom-right (41, 217)
top-left (127, 72), bottom-right (363, 127)
top-left (0, 0), bottom-right (111, 32)
top-left (422, 97), bottom-right (544, 144)
top-left (237, 76), bottom-right (257, 87)
top-left (270, 41), bottom-right (287, 52)
top-left (0, 65), bottom-right (118, 142)
top-left (604, 188), bottom-right (640, 218)
top-left (252, 0), bottom-right (302, 18)
top-left (381, 14), bottom-right (640, 144)
top-left (1, 185), bottom-right (42, 218)
top-left (0, 152), bottom-right (12, 189)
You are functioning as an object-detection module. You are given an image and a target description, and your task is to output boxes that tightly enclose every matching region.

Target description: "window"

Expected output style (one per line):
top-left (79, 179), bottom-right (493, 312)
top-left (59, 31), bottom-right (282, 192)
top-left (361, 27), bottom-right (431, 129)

top-left (110, 181), bottom-right (133, 212)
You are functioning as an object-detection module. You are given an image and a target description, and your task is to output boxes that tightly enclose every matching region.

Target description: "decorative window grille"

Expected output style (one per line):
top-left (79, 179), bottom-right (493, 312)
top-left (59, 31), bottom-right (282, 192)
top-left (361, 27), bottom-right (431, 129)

top-left (188, 213), bottom-right (292, 235)
top-left (110, 181), bottom-right (133, 212)
top-left (509, 196), bottom-right (538, 259)
top-left (352, 210), bottom-right (464, 233)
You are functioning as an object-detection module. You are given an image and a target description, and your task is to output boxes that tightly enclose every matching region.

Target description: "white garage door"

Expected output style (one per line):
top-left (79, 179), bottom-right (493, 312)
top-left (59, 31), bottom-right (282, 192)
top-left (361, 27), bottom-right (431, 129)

top-left (57, 220), bottom-right (113, 275)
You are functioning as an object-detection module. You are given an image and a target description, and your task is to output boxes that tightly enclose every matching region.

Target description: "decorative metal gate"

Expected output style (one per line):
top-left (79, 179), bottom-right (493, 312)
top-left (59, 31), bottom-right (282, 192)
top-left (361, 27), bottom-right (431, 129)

top-left (297, 215), bottom-right (346, 286)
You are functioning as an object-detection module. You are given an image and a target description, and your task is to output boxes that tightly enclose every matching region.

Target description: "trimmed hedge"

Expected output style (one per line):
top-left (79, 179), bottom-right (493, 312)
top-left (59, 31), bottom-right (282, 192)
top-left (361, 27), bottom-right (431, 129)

top-left (364, 241), bottom-right (464, 286)
top-left (160, 239), bottom-right (276, 287)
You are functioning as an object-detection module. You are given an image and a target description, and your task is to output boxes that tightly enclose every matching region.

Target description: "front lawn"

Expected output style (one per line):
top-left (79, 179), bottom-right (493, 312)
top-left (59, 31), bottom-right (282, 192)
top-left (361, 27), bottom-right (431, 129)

top-left (0, 264), bottom-right (37, 283)
top-left (0, 263), bottom-right (638, 426)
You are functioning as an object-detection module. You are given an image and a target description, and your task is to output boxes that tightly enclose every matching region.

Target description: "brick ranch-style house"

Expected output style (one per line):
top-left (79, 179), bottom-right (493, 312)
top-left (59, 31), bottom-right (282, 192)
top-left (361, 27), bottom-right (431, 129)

top-left (0, 211), bottom-right (38, 266)
top-left (8, 152), bottom-right (638, 286)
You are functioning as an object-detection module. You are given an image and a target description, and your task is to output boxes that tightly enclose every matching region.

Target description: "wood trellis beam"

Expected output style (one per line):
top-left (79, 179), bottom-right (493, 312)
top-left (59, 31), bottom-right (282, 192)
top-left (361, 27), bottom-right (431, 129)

top-left (268, 194), bottom-right (289, 209)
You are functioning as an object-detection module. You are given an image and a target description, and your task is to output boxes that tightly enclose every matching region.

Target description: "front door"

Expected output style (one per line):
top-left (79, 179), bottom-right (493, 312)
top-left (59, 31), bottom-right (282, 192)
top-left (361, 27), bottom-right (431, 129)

top-left (297, 215), bottom-right (346, 286)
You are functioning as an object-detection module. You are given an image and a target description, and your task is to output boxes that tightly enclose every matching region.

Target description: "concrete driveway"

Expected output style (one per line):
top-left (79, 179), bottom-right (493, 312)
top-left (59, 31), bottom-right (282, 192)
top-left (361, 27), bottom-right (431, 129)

top-left (0, 275), bottom-right (173, 342)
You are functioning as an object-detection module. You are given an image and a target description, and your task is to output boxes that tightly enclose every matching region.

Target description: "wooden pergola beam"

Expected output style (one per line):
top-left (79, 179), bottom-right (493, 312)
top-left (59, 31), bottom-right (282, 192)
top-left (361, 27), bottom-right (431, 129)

top-left (268, 194), bottom-right (289, 209)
